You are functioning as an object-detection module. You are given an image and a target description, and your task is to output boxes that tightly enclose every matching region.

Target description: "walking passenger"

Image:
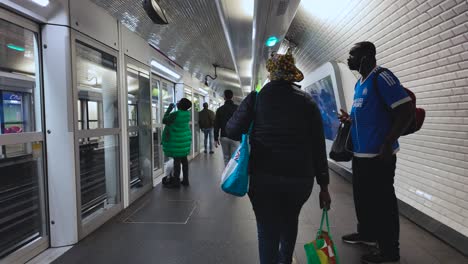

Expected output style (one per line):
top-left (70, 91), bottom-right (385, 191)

top-left (162, 98), bottom-right (192, 187)
top-left (214, 89), bottom-right (239, 165)
top-left (198, 102), bottom-right (215, 154)
top-left (339, 41), bottom-right (413, 264)
top-left (226, 49), bottom-right (331, 264)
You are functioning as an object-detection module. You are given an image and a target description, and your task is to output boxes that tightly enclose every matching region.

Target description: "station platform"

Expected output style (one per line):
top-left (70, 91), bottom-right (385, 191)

top-left (52, 151), bottom-right (468, 264)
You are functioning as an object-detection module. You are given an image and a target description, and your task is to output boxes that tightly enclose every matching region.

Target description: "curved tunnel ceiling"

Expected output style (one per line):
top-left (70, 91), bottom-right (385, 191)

top-left (90, 0), bottom-right (243, 96)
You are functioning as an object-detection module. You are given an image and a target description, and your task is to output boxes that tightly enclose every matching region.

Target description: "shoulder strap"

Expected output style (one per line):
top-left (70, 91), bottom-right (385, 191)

top-left (373, 68), bottom-right (391, 111)
top-left (247, 91), bottom-right (258, 135)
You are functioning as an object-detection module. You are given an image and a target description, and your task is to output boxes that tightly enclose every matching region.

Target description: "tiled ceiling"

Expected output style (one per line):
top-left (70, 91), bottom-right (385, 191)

top-left (90, 0), bottom-right (241, 95)
top-left (284, 0), bottom-right (359, 75)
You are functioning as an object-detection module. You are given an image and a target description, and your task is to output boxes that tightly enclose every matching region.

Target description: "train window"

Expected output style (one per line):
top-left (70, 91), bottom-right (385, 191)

top-left (126, 61), bottom-right (152, 193)
top-left (78, 135), bottom-right (119, 219)
top-left (0, 19), bottom-right (36, 75)
top-left (75, 41), bottom-right (118, 130)
top-left (151, 76), bottom-right (160, 125)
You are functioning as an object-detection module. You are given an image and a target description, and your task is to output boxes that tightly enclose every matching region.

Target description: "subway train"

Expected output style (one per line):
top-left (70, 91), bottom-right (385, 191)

top-left (0, 0), bottom-right (467, 263)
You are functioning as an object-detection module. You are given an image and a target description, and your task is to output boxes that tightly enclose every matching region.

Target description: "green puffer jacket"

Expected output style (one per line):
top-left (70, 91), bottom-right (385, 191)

top-left (162, 109), bottom-right (192, 157)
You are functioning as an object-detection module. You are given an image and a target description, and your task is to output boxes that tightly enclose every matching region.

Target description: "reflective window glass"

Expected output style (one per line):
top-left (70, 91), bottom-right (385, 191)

top-left (153, 128), bottom-right (161, 171)
top-left (0, 19), bottom-right (36, 74)
top-left (126, 63), bottom-right (152, 191)
top-left (0, 19), bottom-right (41, 134)
top-left (0, 142), bottom-right (46, 258)
top-left (79, 135), bottom-right (120, 219)
top-left (151, 75), bottom-right (160, 125)
top-left (76, 41), bottom-right (118, 130)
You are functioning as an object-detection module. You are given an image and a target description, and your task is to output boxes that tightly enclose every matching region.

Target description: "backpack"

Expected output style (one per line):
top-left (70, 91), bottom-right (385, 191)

top-left (374, 68), bottom-right (425, 136)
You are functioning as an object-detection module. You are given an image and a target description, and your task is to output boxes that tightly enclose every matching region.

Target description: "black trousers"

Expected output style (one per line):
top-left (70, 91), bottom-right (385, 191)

top-left (352, 155), bottom-right (399, 256)
top-left (173, 156), bottom-right (188, 182)
top-left (248, 188), bottom-right (312, 264)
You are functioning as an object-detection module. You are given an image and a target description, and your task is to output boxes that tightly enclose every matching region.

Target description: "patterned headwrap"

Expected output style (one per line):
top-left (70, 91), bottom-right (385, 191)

top-left (266, 48), bottom-right (304, 82)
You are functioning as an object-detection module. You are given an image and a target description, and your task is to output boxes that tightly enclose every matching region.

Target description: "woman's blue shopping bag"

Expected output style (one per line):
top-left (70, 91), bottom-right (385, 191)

top-left (220, 92), bottom-right (257, 197)
top-left (220, 133), bottom-right (250, 196)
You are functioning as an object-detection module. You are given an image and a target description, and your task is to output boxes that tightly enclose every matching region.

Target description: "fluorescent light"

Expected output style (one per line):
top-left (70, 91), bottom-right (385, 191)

top-left (31, 0), bottom-right (49, 7)
top-left (240, 0), bottom-right (254, 17)
top-left (198, 88), bottom-right (208, 95)
top-left (300, 0), bottom-right (352, 21)
top-left (151, 60), bottom-right (181, 79)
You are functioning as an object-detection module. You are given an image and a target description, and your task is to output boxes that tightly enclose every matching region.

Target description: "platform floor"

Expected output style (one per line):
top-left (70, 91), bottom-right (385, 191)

top-left (53, 150), bottom-right (468, 264)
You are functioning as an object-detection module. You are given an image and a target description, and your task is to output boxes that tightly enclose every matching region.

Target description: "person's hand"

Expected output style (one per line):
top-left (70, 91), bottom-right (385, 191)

top-left (215, 140), bottom-right (220, 148)
top-left (319, 189), bottom-right (331, 211)
top-left (168, 103), bottom-right (175, 110)
top-left (338, 109), bottom-right (351, 123)
top-left (379, 142), bottom-right (394, 162)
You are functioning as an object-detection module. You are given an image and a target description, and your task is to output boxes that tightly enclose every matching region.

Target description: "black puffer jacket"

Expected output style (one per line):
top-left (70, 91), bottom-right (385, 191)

top-left (226, 80), bottom-right (329, 191)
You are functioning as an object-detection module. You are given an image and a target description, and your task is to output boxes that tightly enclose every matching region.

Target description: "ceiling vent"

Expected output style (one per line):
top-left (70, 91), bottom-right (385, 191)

top-left (276, 0), bottom-right (289, 16)
top-left (143, 0), bottom-right (169, 24)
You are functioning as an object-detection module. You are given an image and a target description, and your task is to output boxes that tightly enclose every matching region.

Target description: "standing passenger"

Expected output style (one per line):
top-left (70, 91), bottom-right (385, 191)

top-left (214, 89), bottom-right (239, 165)
top-left (162, 98), bottom-right (192, 187)
top-left (226, 49), bottom-right (331, 264)
top-left (198, 102), bottom-right (215, 154)
top-left (340, 41), bottom-right (413, 264)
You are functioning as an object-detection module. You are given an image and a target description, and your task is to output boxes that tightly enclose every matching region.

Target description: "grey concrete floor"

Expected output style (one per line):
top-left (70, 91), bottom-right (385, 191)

top-left (53, 150), bottom-right (468, 264)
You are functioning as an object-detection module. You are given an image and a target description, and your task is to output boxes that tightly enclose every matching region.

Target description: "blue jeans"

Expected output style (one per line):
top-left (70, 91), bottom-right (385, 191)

top-left (201, 128), bottom-right (213, 152)
top-left (248, 188), bottom-right (312, 264)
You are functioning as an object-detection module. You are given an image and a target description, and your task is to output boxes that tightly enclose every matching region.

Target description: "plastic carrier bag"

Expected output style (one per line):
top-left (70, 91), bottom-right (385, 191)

top-left (304, 209), bottom-right (340, 264)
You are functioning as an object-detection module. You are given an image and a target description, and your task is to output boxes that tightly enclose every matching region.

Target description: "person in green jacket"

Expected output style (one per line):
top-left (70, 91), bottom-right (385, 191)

top-left (162, 98), bottom-right (192, 187)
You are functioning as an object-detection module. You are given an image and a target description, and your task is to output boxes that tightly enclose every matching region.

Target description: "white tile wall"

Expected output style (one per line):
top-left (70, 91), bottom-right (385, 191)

top-left (288, 0), bottom-right (468, 236)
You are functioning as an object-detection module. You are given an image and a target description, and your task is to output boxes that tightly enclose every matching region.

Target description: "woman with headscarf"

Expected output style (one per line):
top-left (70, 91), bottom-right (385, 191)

top-left (226, 49), bottom-right (331, 264)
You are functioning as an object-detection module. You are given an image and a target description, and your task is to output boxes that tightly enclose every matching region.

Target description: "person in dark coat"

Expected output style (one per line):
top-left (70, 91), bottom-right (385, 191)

top-left (214, 89), bottom-right (239, 164)
top-left (226, 49), bottom-right (331, 264)
top-left (198, 102), bottom-right (215, 154)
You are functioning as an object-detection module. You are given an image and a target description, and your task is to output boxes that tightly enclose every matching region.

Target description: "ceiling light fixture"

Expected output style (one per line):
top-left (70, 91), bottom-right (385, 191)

top-left (151, 60), bottom-right (181, 79)
top-left (31, 0), bottom-right (49, 7)
top-left (198, 88), bottom-right (208, 95)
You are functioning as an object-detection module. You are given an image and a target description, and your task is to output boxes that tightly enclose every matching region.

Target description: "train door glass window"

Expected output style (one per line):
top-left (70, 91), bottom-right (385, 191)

top-left (126, 62), bottom-right (152, 192)
top-left (161, 81), bottom-right (174, 163)
top-left (151, 75), bottom-right (162, 172)
top-left (76, 40), bottom-right (118, 130)
top-left (75, 40), bottom-right (120, 220)
top-left (0, 17), bottom-right (47, 259)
